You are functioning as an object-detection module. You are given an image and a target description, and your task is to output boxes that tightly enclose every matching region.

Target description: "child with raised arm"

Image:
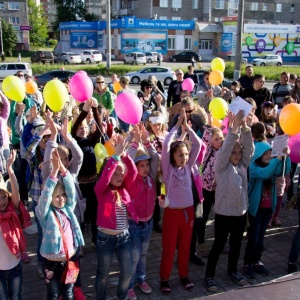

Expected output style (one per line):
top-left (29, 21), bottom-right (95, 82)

top-left (0, 150), bottom-right (31, 299)
top-left (36, 150), bottom-right (84, 299)
top-left (204, 111), bottom-right (254, 292)
top-left (159, 109), bottom-right (203, 295)
top-left (94, 136), bottom-right (138, 300)
top-left (126, 124), bottom-right (159, 299)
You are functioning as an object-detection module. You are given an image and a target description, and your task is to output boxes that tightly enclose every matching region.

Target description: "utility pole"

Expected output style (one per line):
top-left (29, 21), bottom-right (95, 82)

top-left (234, 0), bottom-right (244, 80)
top-left (0, 19), bottom-right (3, 54)
top-left (106, 0), bottom-right (111, 70)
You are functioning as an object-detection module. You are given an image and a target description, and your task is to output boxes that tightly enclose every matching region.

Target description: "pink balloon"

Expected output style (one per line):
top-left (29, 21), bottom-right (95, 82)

top-left (290, 139), bottom-right (300, 163)
top-left (115, 92), bottom-right (143, 124)
top-left (288, 133), bottom-right (300, 149)
top-left (181, 78), bottom-right (194, 92)
top-left (222, 117), bottom-right (229, 134)
top-left (68, 71), bottom-right (93, 102)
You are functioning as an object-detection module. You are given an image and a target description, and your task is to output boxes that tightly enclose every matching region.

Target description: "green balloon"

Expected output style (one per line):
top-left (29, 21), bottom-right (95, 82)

top-left (245, 36), bottom-right (252, 46)
top-left (286, 42), bottom-right (295, 55)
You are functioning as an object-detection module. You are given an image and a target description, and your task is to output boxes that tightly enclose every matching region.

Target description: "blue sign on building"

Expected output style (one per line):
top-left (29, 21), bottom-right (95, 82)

top-left (70, 32), bottom-right (97, 48)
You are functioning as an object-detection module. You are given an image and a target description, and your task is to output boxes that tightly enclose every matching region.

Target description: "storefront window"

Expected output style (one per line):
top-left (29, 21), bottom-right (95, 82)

top-left (199, 39), bottom-right (212, 50)
top-left (168, 36), bottom-right (175, 50)
top-left (185, 37), bottom-right (192, 50)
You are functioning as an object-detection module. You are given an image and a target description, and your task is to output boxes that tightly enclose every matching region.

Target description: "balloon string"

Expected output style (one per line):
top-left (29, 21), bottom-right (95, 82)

top-left (94, 121), bottom-right (107, 142)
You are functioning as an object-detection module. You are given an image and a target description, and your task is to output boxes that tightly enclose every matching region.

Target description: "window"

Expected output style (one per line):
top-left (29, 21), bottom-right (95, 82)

top-left (8, 16), bottom-right (20, 24)
top-left (172, 17), bottom-right (181, 20)
top-left (215, 0), bottom-right (225, 9)
top-left (228, 0), bottom-right (238, 9)
top-left (98, 34), bottom-right (103, 48)
top-left (250, 2), bottom-right (258, 11)
top-left (8, 2), bottom-right (20, 10)
top-left (184, 37), bottom-right (192, 50)
top-left (159, 16), bottom-right (168, 20)
top-left (172, 0), bottom-right (182, 8)
top-left (168, 36), bottom-right (175, 50)
top-left (291, 4), bottom-right (295, 13)
top-left (262, 3), bottom-right (267, 11)
top-left (199, 39), bottom-right (213, 50)
top-left (0, 2), bottom-right (4, 9)
top-left (7, 65), bottom-right (17, 70)
top-left (276, 3), bottom-right (282, 12)
top-left (160, 0), bottom-right (168, 7)
top-left (192, 0), bottom-right (198, 9)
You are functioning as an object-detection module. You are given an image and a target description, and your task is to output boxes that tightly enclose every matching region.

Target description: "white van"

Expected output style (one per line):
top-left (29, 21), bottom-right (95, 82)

top-left (0, 62), bottom-right (32, 79)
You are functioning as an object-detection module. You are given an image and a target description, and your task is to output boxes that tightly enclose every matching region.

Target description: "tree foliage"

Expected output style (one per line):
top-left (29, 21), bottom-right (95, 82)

top-left (28, 0), bottom-right (48, 46)
top-left (54, 0), bottom-right (87, 24)
top-left (1, 20), bottom-right (18, 56)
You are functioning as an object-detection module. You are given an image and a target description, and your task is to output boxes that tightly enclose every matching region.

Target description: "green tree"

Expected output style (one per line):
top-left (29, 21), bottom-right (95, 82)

top-left (84, 12), bottom-right (100, 21)
top-left (1, 20), bottom-right (18, 56)
top-left (28, 0), bottom-right (48, 47)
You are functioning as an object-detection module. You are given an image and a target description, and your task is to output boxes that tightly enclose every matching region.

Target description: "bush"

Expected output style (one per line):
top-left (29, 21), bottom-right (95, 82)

top-left (48, 39), bottom-right (58, 47)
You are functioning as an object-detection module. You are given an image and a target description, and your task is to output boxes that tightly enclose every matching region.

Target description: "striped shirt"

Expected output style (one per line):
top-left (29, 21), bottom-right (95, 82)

top-left (115, 201), bottom-right (128, 231)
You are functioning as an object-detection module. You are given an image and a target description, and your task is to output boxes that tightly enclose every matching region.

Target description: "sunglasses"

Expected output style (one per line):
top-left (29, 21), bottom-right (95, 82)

top-left (185, 109), bottom-right (193, 114)
top-left (145, 86), bottom-right (153, 89)
top-left (17, 74), bottom-right (24, 77)
top-left (41, 134), bottom-right (51, 143)
top-left (176, 73), bottom-right (183, 76)
top-left (97, 81), bottom-right (105, 84)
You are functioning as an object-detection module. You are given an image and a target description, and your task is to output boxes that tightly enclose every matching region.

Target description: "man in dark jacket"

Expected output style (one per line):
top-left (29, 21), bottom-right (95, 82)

top-left (167, 69), bottom-right (184, 107)
top-left (238, 65), bottom-right (254, 89)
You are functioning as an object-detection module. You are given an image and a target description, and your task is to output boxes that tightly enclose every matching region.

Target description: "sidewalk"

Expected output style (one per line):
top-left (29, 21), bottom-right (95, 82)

top-left (22, 195), bottom-right (300, 299)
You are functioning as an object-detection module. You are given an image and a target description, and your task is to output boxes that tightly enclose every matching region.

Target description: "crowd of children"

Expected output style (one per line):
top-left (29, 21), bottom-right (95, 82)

top-left (0, 70), bottom-right (299, 300)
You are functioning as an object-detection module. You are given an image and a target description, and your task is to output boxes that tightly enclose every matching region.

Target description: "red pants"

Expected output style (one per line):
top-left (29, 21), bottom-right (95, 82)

top-left (159, 206), bottom-right (194, 280)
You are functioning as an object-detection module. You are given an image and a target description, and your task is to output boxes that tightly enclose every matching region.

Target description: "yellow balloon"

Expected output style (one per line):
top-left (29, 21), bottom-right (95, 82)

top-left (43, 80), bottom-right (68, 112)
top-left (2, 76), bottom-right (25, 102)
top-left (113, 81), bottom-right (122, 94)
top-left (209, 70), bottom-right (224, 86)
top-left (94, 143), bottom-right (108, 160)
top-left (211, 58), bottom-right (225, 72)
top-left (209, 97), bottom-right (228, 120)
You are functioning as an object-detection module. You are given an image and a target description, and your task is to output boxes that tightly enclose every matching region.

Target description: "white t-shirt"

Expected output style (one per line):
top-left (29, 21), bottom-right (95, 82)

top-left (0, 227), bottom-right (20, 270)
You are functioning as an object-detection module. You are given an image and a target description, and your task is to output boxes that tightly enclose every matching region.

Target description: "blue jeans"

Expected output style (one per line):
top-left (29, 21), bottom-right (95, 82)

top-left (244, 208), bottom-right (272, 265)
top-left (0, 262), bottom-right (22, 300)
top-left (43, 259), bottom-right (74, 300)
top-left (128, 219), bottom-right (153, 288)
top-left (289, 197), bottom-right (300, 263)
top-left (95, 229), bottom-right (132, 300)
top-left (32, 200), bottom-right (43, 263)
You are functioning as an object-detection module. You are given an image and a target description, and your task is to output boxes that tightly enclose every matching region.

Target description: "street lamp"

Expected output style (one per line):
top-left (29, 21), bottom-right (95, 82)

top-left (0, 19), bottom-right (3, 54)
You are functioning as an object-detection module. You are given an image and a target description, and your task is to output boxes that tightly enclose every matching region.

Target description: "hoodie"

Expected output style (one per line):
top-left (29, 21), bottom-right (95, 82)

top-left (248, 142), bottom-right (291, 216)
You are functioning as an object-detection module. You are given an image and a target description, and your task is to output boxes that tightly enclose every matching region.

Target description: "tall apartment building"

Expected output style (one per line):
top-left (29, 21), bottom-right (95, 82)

top-left (0, 0), bottom-right (30, 50)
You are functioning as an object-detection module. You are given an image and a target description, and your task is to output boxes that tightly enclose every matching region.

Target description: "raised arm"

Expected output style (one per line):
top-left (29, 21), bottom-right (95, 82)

top-left (7, 150), bottom-right (20, 210)
top-left (0, 91), bottom-right (10, 120)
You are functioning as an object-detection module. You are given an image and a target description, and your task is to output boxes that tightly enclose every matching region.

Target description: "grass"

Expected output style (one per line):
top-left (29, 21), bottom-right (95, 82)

top-left (3, 54), bottom-right (300, 80)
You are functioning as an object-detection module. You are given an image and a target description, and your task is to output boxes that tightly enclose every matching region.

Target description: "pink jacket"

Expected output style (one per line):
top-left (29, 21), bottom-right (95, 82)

top-left (94, 155), bottom-right (138, 229)
top-left (0, 93), bottom-right (10, 147)
top-left (191, 142), bottom-right (207, 202)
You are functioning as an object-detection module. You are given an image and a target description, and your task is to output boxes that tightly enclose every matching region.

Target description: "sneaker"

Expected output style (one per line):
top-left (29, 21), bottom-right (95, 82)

top-left (160, 280), bottom-right (171, 295)
top-left (205, 277), bottom-right (217, 292)
top-left (228, 272), bottom-right (247, 286)
top-left (273, 217), bottom-right (281, 226)
top-left (127, 288), bottom-right (137, 300)
top-left (180, 277), bottom-right (194, 291)
top-left (37, 261), bottom-right (44, 279)
top-left (288, 263), bottom-right (298, 274)
top-left (243, 265), bottom-right (256, 279)
top-left (254, 262), bottom-right (269, 276)
top-left (136, 281), bottom-right (152, 294)
top-left (196, 243), bottom-right (209, 258)
top-left (74, 287), bottom-right (86, 300)
top-left (189, 255), bottom-right (205, 266)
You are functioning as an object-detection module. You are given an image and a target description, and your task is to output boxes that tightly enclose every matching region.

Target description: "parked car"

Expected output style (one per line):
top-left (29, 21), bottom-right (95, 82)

top-left (77, 50), bottom-right (103, 64)
top-left (0, 62), bottom-right (32, 79)
top-left (123, 52), bottom-right (146, 65)
top-left (252, 55), bottom-right (282, 66)
top-left (169, 51), bottom-right (201, 62)
top-left (194, 70), bottom-right (232, 89)
top-left (33, 70), bottom-right (76, 88)
top-left (31, 51), bottom-right (54, 64)
top-left (125, 67), bottom-right (176, 85)
top-left (145, 52), bottom-right (158, 63)
top-left (54, 52), bottom-right (82, 65)
top-left (228, 56), bottom-right (248, 64)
